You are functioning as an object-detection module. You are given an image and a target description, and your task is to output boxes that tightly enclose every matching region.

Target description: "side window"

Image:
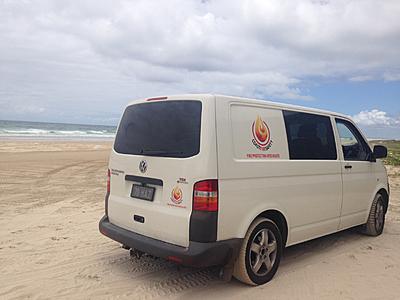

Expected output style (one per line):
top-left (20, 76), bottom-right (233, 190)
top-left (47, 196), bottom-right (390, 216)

top-left (283, 111), bottom-right (337, 160)
top-left (335, 119), bottom-right (371, 161)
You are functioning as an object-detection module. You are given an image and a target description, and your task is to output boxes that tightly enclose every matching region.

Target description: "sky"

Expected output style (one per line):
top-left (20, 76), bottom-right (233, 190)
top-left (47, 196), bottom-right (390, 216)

top-left (0, 0), bottom-right (399, 138)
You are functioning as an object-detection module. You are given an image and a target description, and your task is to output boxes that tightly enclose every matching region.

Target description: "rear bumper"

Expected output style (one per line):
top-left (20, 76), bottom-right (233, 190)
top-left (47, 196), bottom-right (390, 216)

top-left (99, 215), bottom-right (242, 267)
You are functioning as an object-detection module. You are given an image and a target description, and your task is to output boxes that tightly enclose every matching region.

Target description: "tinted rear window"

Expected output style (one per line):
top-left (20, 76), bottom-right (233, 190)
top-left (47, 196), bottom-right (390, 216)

top-left (114, 100), bottom-right (202, 158)
top-left (283, 110), bottom-right (337, 160)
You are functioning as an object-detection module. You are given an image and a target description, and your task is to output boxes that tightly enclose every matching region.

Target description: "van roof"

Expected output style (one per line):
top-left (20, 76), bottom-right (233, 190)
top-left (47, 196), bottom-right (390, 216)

top-left (129, 94), bottom-right (351, 120)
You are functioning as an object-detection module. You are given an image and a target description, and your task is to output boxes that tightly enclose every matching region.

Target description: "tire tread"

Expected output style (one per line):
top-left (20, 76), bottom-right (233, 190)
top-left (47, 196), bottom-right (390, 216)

top-left (363, 193), bottom-right (383, 236)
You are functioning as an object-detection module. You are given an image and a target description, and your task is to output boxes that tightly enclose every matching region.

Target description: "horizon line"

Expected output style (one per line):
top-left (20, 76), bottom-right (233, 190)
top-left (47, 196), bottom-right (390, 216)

top-left (0, 118), bottom-right (117, 127)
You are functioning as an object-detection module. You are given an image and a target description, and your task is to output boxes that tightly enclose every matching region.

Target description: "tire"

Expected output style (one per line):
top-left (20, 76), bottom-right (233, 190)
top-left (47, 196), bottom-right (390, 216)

top-left (233, 218), bottom-right (283, 285)
top-left (363, 193), bottom-right (386, 236)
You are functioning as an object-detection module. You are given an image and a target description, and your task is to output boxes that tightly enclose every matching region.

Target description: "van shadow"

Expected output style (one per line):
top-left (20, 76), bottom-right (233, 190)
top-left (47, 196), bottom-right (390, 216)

top-left (105, 226), bottom-right (372, 297)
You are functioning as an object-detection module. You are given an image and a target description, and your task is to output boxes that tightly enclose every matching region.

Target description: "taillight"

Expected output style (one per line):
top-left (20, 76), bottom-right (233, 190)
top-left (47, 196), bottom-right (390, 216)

top-left (193, 180), bottom-right (218, 212)
top-left (106, 169), bottom-right (110, 194)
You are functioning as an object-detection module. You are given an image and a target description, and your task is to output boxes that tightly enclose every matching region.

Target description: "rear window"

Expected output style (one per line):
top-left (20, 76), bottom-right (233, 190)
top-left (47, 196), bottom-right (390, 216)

top-left (114, 100), bottom-right (202, 158)
top-left (283, 110), bottom-right (337, 160)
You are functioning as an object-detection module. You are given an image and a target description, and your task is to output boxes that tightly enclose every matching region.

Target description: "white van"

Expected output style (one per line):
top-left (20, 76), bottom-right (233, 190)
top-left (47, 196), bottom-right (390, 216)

top-left (99, 94), bottom-right (389, 285)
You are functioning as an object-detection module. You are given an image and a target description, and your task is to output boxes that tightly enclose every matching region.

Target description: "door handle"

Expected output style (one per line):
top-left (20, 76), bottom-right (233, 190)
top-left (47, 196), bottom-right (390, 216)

top-left (344, 165), bottom-right (352, 169)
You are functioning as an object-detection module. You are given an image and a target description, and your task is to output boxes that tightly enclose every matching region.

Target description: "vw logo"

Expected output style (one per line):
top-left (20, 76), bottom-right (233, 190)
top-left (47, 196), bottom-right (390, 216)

top-left (139, 160), bottom-right (147, 173)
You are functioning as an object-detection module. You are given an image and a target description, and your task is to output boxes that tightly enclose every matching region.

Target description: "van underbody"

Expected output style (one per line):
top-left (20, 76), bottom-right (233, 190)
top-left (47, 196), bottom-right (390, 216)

top-left (99, 215), bottom-right (242, 267)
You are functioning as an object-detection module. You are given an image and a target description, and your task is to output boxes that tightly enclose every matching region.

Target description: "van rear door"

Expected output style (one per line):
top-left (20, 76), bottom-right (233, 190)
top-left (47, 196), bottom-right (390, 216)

top-left (107, 96), bottom-right (217, 247)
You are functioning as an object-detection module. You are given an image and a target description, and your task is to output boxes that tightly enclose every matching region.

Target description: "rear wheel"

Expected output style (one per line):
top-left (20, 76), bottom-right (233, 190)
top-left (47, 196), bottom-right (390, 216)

top-left (233, 218), bottom-right (282, 285)
top-left (363, 193), bottom-right (386, 236)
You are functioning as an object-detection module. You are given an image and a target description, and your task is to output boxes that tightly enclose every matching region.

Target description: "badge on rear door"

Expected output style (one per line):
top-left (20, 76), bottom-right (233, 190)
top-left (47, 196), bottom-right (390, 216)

top-left (170, 186), bottom-right (183, 205)
top-left (139, 160), bottom-right (147, 173)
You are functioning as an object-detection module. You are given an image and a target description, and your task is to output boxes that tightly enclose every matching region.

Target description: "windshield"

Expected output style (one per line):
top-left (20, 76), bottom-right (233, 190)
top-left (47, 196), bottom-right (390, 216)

top-left (114, 100), bottom-right (202, 158)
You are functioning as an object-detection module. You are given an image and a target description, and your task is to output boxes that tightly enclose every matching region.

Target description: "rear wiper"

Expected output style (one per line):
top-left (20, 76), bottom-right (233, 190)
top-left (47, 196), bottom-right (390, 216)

top-left (140, 149), bottom-right (184, 155)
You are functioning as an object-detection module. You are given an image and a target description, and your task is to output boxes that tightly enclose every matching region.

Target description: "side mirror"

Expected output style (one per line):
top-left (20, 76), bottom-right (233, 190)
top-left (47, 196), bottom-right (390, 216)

top-left (373, 145), bottom-right (387, 159)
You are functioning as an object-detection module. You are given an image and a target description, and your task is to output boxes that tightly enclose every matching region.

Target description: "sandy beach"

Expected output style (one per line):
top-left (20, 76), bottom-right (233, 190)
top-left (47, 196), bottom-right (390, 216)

top-left (1, 140), bottom-right (400, 300)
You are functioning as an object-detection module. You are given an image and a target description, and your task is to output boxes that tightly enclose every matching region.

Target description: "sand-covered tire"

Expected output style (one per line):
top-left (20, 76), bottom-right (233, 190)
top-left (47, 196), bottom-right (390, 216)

top-left (362, 193), bottom-right (385, 236)
top-left (233, 218), bottom-right (282, 285)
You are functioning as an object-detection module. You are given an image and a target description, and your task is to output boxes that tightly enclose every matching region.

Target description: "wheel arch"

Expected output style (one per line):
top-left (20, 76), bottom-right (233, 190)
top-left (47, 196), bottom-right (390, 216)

top-left (253, 210), bottom-right (289, 247)
top-left (377, 188), bottom-right (389, 213)
top-left (363, 185), bottom-right (389, 224)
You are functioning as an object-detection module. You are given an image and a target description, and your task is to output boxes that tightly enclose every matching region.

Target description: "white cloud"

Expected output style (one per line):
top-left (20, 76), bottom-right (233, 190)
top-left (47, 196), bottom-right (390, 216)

top-left (0, 0), bottom-right (400, 123)
top-left (353, 109), bottom-right (400, 127)
top-left (383, 73), bottom-right (400, 82)
top-left (349, 75), bottom-right (375, 82)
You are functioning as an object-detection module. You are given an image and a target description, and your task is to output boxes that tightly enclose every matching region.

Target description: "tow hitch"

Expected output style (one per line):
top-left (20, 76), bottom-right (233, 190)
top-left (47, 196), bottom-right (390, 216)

top-left (130, 248), bottom-right (144, 259)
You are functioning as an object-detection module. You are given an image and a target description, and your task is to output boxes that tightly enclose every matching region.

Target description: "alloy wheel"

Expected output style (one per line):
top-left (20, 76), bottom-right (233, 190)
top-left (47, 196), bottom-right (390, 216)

top-left (249, 228), bottom-right (277, 276)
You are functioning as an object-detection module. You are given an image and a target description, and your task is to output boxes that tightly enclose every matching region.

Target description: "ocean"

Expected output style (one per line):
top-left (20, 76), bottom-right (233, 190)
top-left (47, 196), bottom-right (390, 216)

top-left (0, 120), bottom-right (116, 140)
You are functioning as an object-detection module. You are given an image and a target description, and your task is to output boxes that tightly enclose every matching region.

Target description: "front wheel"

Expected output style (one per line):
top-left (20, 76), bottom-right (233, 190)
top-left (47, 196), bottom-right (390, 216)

top-left (363, 193), bottom-right (386, 236)
top-left (233, 218), bottom-right (282, 285)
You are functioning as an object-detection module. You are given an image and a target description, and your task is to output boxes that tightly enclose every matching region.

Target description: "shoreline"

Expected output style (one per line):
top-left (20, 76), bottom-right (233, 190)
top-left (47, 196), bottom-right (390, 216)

top-left (0, 139), bottom-right (113, 153)
top-left (0, 136), bottom-right (115, 141)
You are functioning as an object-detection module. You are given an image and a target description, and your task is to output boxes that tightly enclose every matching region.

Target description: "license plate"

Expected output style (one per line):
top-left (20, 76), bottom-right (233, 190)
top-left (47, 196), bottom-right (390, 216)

top-left (130, 184), bottom-right (155, 201)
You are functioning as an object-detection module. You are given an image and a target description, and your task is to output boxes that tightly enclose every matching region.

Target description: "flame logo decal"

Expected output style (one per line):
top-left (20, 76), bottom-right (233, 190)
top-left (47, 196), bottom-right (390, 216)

top-left (171, 186), bottom-right (183, 204)
top-left (252, 115), bottom-right (271, 147)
